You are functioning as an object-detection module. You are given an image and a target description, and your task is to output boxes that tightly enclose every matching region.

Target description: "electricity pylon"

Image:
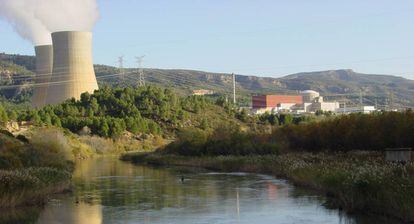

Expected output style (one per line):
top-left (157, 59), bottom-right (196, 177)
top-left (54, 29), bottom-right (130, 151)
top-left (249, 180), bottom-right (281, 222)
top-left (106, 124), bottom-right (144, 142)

top-left (136, 55), bottom-right (146, 86)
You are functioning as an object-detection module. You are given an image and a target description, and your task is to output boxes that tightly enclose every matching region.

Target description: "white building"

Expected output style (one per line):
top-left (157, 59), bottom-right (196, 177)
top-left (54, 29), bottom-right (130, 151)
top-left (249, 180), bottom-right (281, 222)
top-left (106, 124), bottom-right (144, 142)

top-left (297, 91), bottom-right (340, 113)
top-left (300, 90), bottom-right (320, 103)
top-left (309, 96), bottom-right (340, 112)
top-left (250, 90), bottom-right (342, 114)
top-left (337, 106), bottom-right (377, 114)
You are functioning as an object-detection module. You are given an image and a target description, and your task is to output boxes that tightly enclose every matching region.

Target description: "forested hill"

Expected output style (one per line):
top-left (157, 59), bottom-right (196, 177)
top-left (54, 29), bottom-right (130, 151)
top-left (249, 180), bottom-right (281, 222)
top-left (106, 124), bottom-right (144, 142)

top-left (1, 52), bottom-right (414, 107)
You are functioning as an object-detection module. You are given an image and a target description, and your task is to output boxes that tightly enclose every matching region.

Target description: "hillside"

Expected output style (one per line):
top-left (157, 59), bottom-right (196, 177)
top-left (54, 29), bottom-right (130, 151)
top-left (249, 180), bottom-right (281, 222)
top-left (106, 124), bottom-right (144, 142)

top-left (0, 53), bottom-right (34, 102)
top-left (279, 69), bottom-right (414, 108)
top-left (1, 52), bottom-right (414, 108)
top-left (96, 65), bottom-right (414, 108)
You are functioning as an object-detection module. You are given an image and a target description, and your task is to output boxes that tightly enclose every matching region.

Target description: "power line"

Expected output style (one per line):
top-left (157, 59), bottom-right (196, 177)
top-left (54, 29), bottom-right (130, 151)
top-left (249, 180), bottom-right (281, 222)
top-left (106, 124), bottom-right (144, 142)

top-left (0, 71), bottom-right (133, 90)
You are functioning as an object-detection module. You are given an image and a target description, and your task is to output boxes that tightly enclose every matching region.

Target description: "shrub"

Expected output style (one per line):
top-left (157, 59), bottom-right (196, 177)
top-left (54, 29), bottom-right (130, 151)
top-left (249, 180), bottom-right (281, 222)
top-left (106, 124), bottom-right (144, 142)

top-left (163, 127), bottom-right (279, 156)
top-left (273, 111), bottom-right (414, 152)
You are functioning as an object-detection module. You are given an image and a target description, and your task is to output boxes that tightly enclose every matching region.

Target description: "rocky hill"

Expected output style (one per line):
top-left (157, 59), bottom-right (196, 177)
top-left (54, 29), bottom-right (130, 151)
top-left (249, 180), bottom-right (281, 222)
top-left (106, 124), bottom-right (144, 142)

top-left (1, 52), bottom-right (413, 108)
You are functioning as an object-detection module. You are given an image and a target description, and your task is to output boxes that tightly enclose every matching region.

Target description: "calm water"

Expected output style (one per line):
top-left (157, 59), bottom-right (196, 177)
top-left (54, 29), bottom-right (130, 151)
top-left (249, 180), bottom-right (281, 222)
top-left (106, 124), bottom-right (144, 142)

top-left (1, 157), bottom-right (401, 224)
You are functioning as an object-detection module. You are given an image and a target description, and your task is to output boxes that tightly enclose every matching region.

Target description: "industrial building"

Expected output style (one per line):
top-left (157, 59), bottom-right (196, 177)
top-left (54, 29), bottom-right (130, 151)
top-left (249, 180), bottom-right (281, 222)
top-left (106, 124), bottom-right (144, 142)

top-left (301, 90), bottom-right (320, 102)
top-left (299, 91), bottom-right (340, 113)
top-left (252, 95), bottom-right (303, 114)
top-left (338, 106), bottom-right (377, 114)
top-left (251, 90), bottom-right (340, 114)
top-left (31, 45), bottom-right (53, 108)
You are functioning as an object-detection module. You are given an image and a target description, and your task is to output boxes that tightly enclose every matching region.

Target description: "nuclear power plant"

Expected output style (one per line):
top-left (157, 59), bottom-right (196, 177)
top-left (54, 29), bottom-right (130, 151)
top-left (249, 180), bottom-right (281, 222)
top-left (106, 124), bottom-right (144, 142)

top-left (31, 31), bottom-right (99, 107)
top-left (31, 45), bottom-right (53, 108)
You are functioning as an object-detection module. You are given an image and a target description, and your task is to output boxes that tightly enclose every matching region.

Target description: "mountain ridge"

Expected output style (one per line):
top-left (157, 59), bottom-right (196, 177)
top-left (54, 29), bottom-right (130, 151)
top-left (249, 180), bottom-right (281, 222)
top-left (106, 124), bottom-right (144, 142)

top-left (1, 52), bottom-right (413, 108)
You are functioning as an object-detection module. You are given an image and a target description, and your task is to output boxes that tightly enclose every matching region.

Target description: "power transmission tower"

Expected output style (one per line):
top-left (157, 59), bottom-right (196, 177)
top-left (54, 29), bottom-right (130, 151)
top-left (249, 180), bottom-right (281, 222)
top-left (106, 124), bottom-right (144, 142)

top-left (359, 90), bottom-right (363, 109)
top-left (389, 91), bottom-right (394, 111)
top-left (344, 100), bottom-right (347, 114)
top-left (232, 73), bottom-right (236, 105)
top-left (118, 56), bottom-right (125, 81)
top-left (342, 97), bottom-right (346, 114)
top-left (135, 55), bottom-right (146, 86)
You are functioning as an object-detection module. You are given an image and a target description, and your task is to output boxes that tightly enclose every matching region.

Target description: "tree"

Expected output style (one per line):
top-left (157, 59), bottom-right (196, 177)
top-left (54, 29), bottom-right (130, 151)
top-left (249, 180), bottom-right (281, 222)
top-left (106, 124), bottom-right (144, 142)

top-left (51, 115), bottom-right (62, 127)
top-left (0, 105), bottom-right (8, 123)
top-left (200, 118), bottom-right (209, 130)
top-left (280, 114), bottom-right (293, 125)
top-left (236, 109), bottom-right (249, 122)
top-left (7, 110), bottom-right (17, 121)
top-left (109, 118), bottom-right (126, 138)
top-left (99, 119), bottom-right (110, 137)
top-left (43, 114), bottom-right (52, 125)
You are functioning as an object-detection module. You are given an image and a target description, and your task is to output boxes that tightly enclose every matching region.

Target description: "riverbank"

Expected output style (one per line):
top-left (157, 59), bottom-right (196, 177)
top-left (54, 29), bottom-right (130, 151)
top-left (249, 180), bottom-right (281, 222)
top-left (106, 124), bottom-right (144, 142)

top-left (121, 151), bottom-right (414, 222)
top-left (0, 123), bottom-right (168, 208)
top-left (0, 127), bottom-right (83, 208)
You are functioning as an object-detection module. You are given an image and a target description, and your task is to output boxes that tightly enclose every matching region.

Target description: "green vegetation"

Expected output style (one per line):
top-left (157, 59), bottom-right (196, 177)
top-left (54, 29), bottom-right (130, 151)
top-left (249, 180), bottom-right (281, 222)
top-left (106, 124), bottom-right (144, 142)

top-left (161, 111), bottom-right (414, 157)
top-left (274, 110), bottom-right (414, 151)
top-left (123, 111), bottom-right (414, 221)
top-left (9, 86), bottom-right (243, 139)
top-left (0, 127), bottom-right (89, 208)
top-left (163, 125), bottom-right (278, 156)
top-left (257, 112), bottom-right (321, 126)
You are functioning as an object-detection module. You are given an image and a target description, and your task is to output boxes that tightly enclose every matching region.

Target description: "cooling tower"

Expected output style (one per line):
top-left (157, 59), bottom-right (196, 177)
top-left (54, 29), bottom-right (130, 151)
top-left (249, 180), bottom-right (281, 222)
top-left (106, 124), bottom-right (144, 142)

top-left (45, 31), bottom-right (98, 105)
top-left (31, 45), bottom-right (53, 108)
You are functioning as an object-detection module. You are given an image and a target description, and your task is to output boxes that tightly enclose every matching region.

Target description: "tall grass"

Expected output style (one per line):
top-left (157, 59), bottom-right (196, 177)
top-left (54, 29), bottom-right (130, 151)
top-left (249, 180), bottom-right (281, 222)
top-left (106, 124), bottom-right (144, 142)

top-left (0, 127), bottom-right (77, 208)
top-left (0, 167), bottom-right (71, 207)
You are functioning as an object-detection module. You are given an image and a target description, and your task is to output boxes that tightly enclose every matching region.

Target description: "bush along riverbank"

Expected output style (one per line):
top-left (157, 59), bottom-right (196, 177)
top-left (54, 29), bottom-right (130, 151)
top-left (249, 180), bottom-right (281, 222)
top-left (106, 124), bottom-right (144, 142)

top-left (0, 127), bottom-right (86, 208)
top-left (121, 151), bottom-right (414, 222)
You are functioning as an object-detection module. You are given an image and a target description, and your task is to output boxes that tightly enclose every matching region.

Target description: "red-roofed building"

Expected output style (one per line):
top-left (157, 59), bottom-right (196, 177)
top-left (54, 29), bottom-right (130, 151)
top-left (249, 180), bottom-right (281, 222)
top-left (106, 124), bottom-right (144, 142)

top-left (252, 95), bottom-right (303, 109)
top-left (251, 95), bottom-right (303, 114)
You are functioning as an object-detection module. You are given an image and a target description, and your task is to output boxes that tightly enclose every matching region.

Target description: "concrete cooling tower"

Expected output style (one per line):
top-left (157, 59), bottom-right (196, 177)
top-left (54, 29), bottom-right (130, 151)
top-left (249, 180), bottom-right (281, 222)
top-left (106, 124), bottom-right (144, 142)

top-left (31, 45), bottom-right (53, 108)
top-left (45, 31), bottom-right (99, 105)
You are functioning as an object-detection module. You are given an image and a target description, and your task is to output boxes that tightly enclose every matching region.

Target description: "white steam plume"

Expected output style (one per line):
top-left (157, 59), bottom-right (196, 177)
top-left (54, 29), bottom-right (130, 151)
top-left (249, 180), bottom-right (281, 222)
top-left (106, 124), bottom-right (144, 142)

top-left (35, 0), bottom-right (99, 32)
top-left (0, 0), bottom-right (51, 45)
top-left (0, 0), bottom-right (99, 45)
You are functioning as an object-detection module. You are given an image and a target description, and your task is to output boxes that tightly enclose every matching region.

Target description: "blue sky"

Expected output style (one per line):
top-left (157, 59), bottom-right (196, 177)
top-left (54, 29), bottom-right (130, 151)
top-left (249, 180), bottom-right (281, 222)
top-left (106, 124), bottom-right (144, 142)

top-left (1, 0), bottom-right (414, 79)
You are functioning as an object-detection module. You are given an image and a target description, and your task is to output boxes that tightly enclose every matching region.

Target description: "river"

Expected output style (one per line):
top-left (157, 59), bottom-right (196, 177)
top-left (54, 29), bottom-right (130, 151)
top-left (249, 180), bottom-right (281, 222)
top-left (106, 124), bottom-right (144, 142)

top-left (1, 157), bottom-right (402, 224)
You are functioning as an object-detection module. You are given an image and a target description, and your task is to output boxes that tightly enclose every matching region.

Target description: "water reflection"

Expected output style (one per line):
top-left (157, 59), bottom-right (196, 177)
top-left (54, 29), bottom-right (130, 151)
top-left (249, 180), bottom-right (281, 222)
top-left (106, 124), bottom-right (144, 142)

top-left (37, 201), bottom-right (102, 224)
top-left (0, 157), bottom-right (404, 224)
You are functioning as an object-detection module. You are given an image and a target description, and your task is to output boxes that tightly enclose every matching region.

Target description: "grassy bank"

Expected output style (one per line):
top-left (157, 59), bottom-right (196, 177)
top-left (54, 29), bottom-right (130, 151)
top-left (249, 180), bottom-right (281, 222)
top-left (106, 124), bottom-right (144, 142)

top-left (121, 152), bottom-right (414, 222)
top-left (0, 167), bottom-right (71, 207)
top-left (0, 127), bottom-right (86, 208)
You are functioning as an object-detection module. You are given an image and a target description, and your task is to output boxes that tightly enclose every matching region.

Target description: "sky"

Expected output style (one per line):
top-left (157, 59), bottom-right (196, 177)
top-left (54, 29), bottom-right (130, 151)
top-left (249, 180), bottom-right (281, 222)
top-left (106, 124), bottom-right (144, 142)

top-left (1, 0), bottom-right (414, 79)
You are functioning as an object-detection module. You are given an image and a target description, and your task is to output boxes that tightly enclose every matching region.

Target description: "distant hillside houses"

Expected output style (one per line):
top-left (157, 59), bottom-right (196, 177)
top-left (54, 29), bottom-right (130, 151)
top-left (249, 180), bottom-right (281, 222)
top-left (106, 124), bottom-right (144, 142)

top-left (251, 90), bottom-right (376, 115)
